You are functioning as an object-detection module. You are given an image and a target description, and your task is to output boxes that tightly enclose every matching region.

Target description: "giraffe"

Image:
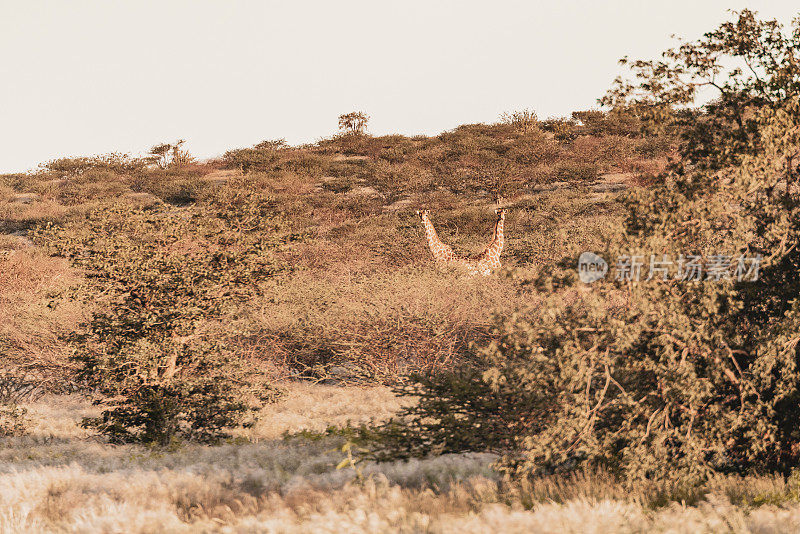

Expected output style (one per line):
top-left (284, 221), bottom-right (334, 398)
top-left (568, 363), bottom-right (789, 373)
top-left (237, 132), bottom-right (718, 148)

top-left (416, 208), bottom-right (506, 276)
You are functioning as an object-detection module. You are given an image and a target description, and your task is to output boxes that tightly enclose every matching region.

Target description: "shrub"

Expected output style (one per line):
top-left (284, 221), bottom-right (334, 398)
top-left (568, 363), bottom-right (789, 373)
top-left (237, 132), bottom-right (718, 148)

top-left (159, 179), bottom-right (201, 206)
top-left (249, 268), bottom-right (511, 383)
top-left (40, 153), bottom-right (148, 179)
top-left (223, 147), bottom-right (279, 174)
top-left (0, 404), bottom-right (27, 437)
top-left (36, 189), bottom-right (295, 445)
top-left (0, 366), bottom-right (45, 404)
top-left (129, 172), bottom-right (207, 206)
top-left (0, 173), bottom-right (26, 192)
top-left (541, 118), bottom-right (579, 142)
top-left (338, 111), bottom-right (370, 136)
top-left (369, 11), bottom-right (800, 485)
top-left (0, 367), bottom-right (33, 437)
top-left (147, 140), bottom-right (194, 169)
top-left (500, 109), bottom-right (539, 134)
top-left (553, 160), bottom-right (598, 181)
top-left (572, 110), bottom-right (643, 137)
top-left (505, 132), bottom-right (561, 167)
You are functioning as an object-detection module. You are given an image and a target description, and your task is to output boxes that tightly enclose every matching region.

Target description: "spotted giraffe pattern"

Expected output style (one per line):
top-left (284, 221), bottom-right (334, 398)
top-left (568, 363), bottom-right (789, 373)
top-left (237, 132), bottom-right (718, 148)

top-left (416, 208), bottom-right (506, 276)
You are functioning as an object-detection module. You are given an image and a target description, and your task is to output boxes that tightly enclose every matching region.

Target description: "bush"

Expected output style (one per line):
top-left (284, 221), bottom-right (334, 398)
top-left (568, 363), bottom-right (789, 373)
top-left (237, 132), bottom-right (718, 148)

top-left (223, 147), bottom-right (279, 174)
top-left (541, 118), bottom-right (579, 142)
top-left (36, 189), bottom-right (295, 445)
top-left (572, 110), bottom-right (642, 137)
top-left (128, 172), bottom-right (207, 206)
top-left (147, 140), bottom-right (194, 170)
top-left (338, 111), bottom-right (370, 136)
top-left (553, 160), bottom-right (598, 181)
top-left (159, 179), bottom-right (202, 206)
top-left (0, 404), bottom-right (27, 437)
top-left (0, 367), bottom-right (39, 437)
top-left (369, 11), bottom-right (800, 484)
top-left (500, 109), bottom-right (539, 134)
top-left (251, 268), bottom-right (509, 383)
top-left (40, 153), bottom-right (148, 179)
top-left (0, 367), bottom-right (44, 404)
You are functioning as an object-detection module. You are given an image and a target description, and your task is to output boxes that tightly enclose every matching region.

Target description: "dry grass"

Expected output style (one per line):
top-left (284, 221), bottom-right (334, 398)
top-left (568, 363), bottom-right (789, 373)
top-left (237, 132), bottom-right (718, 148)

top-left (232, 185), bottom-right (621, 380)
top-left (243, 267), bottom-right (519, 380)
top-left (0, 250), bottom-right (83, 374)
top-left (244, 382), bottom-right (407, 440)
top-left (0, 200), bottom-right (69, 233)
top-left (0, 386), bottom-right (799, 533)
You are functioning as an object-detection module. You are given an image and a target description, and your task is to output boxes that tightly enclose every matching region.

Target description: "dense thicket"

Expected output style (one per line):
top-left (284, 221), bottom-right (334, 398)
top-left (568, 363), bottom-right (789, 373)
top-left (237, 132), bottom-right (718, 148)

top-left (371, 10), bottom-right (800, 483)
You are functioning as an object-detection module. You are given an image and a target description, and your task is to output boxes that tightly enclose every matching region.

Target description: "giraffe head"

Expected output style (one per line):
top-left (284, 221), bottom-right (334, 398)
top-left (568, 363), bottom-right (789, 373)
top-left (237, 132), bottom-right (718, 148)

top-left (495, 207), bottom-right (507, 219)
top-left (416, 209), bottom-right (430, 219)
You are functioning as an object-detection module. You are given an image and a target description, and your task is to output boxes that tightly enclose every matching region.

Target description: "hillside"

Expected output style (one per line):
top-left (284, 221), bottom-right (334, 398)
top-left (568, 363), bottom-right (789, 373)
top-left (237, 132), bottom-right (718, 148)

top-left (0, 114), bottom-right (665, 384)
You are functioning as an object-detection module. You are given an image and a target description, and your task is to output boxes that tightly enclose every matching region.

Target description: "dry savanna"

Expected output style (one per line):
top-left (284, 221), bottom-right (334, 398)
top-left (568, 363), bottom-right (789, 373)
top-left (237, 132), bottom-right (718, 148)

top-left (4, 9), bottom-right (800, 533)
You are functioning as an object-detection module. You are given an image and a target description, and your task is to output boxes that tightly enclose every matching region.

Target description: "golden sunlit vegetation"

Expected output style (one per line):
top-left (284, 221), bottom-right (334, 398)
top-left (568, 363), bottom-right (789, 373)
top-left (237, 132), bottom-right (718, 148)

top-left (3, 8), bottom-right (800, 532)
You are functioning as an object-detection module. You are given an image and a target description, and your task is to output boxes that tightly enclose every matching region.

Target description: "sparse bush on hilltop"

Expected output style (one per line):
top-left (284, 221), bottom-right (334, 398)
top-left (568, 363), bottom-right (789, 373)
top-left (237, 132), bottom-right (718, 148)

top-left (40, 153), bottom-right (149, 180)
top-left (147, 139), bottom-right (194, 170)
top-left (572, 109), bottom-right (644, 137)
top-left (500, 109), bottom-right (539, 134)
top-left (338, 111), bottom-right (370, 136)
top-left (541, 117), bottom-right (580, 142)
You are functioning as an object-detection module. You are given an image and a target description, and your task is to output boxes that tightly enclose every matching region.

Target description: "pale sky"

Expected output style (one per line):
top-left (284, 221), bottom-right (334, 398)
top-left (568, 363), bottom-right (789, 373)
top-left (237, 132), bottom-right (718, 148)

top-left (1, 1), bottom-right (798, 173)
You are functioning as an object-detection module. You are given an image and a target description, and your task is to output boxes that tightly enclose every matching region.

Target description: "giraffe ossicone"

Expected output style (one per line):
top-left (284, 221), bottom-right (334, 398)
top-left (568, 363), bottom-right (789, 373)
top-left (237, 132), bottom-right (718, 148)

top-left (416, 208), bottom-right (506, 276)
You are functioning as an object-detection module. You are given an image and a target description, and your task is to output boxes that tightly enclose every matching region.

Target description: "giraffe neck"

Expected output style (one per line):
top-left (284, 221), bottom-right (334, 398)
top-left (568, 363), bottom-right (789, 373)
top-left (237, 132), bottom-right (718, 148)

top-left (421, 214), bottom-right (453, 262)
top-left (482, 214), bottom-right (505, 263)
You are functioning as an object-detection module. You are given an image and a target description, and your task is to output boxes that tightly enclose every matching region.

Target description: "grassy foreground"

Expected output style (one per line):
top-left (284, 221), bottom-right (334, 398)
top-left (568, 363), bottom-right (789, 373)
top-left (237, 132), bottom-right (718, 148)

top-left (0, 383), bottom-right (799, 533)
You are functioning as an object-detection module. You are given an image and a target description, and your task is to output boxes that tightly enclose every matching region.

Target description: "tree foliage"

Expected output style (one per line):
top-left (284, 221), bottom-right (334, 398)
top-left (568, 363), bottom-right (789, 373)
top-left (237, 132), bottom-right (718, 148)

top-left (148, 139), bottom-right (194, 169)
top-left (500, 109), bottom-right (539, 134)
top-left (36, 184), bottom-right (296, 444)
top-left (338, 111), bottom-right (370, 136)
top-left (370, 10), bottom-right (800, 483)
top-left (601, 9), bottom-right (800, 169)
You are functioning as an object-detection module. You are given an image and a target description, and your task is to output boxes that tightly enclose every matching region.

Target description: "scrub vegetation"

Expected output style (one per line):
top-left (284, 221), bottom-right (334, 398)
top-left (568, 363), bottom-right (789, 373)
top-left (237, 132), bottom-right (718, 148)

top-left (2, 9), bottom-right (800, 532)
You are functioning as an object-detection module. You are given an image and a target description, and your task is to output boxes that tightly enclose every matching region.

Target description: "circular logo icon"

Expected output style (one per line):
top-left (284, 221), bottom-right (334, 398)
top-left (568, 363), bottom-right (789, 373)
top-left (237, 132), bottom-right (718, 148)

top-left (578, 252), bottom-right (608, 283)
